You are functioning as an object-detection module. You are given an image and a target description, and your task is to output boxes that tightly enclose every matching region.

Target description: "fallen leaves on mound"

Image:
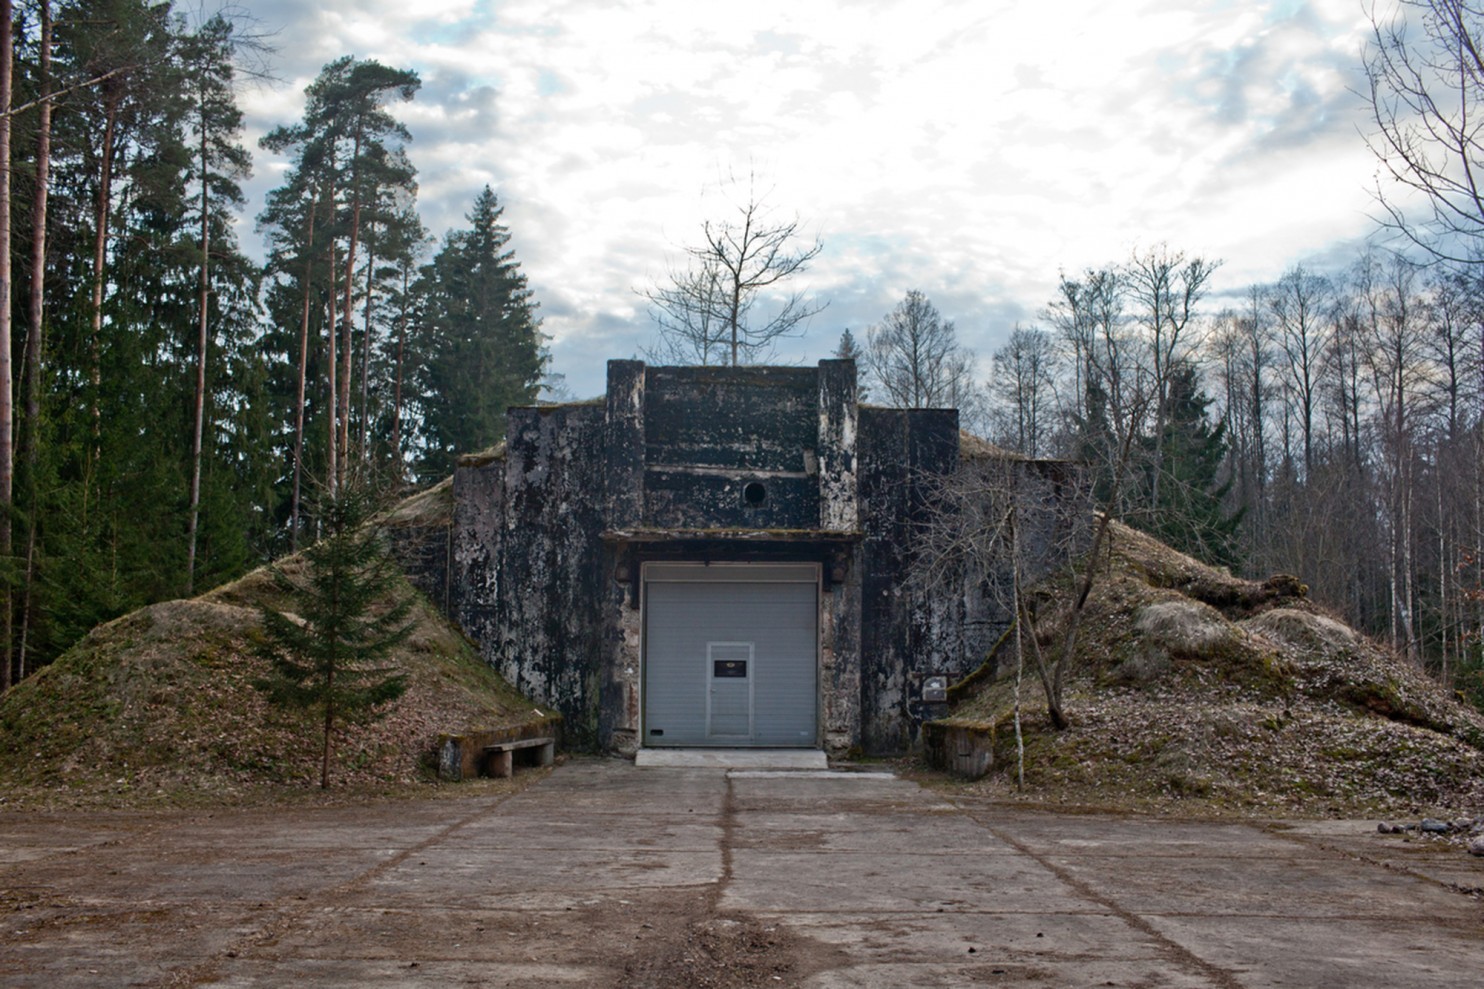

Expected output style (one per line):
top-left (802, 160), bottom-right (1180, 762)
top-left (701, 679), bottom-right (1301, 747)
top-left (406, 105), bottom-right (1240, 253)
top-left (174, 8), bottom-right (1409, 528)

top-left (0, 568), bottom-right (549, 809)
top-left (947, 522), bottom-right (1484, 818)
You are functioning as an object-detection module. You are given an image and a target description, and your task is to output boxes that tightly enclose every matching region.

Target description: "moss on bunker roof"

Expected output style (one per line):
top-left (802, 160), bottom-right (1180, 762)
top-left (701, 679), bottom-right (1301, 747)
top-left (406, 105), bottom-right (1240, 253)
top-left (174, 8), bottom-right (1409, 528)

top-left (959, 430), bottom-right (1025, 461)
top-left (457, 440), bottom-right (507, 468)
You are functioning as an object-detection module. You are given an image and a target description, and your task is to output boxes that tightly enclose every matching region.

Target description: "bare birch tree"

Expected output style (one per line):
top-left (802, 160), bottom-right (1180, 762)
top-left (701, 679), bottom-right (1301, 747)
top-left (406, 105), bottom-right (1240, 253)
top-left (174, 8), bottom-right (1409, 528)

top-left (642, 256), bottom-right (731, 365)
top-left (989, 325), bottom-right (1058, 457)
top-left (1269, 265), bottom-right (1332, 478)
top-left (864, 290), bottom-right (979, 410)
top-left (1125, 245), bottom-right (1220, 512)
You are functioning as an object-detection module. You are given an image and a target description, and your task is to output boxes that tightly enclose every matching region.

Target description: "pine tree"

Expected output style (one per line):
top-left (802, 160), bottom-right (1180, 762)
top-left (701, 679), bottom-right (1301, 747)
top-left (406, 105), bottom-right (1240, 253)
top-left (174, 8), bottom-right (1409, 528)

top-left (257, 159), bottom-right (334, 549)
top-left (7, 2), bottom-right (272, 679)
top-left (254, 483), bottom-right (412, 788)
top-left (181, 13), bottom-right (255, 595)
top-left (411, 186), bottom-right (544, 479)
top-left (258, 56), bottom-right (420, 524)
top-left (1, 0), bottom-right (16, 692)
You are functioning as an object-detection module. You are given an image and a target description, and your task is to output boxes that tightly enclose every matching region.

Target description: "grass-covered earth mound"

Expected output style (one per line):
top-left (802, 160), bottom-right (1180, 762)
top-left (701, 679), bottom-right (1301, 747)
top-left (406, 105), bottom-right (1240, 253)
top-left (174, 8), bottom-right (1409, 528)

top-left (0, 553), bottom-right (551, 810)
top-left (939, 522), bottom-right (1484, 818)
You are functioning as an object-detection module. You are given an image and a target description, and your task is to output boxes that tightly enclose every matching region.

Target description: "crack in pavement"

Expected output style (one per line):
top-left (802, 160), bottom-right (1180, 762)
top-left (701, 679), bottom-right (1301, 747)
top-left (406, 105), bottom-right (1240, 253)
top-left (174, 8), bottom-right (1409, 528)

top-left (612, 770), bottom-right (854, 989)
top-left (956, 804), bottom-right (1248, 989)
top-left (1263, 826), bottom-right (1484, 901)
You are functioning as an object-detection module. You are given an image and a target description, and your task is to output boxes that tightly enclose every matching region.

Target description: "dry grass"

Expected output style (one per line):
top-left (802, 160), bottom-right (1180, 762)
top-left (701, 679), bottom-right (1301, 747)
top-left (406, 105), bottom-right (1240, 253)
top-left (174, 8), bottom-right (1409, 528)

top-left (945, 522), bottom-right (1484, 819)
top-left (380, 475), bottom-right (453, 528)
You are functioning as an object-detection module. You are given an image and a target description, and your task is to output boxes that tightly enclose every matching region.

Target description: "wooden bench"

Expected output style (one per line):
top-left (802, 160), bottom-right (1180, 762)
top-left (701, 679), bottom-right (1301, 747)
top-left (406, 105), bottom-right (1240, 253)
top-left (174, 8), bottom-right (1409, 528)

top-left (481, 736), bottom-right (555, 778)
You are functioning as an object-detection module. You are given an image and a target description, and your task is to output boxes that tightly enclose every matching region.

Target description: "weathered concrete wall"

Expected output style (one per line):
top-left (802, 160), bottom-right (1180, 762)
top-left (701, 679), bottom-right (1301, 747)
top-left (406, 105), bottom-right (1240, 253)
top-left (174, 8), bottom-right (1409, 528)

top-left (450, 455), bottom-right (506, 667)
top-left (604, 360), bottom-right (645, 528)
top-left (1010, 459), bottom-right (1090, 586)
top-left (820, 560), bottom-right (863, 755)
top-left (448, 407), bottom-right (610, 748)
top-left (425, 357), bottom-right (1085, 758)
top-left (816, 360), bottom-right (858, 532)
top-left (642, 366), bottom-right (821, 530)
top-left (601, 569), bottom-right (642, 755)
top-left (494, 405), bottom-right (609, 748)
top-left (857, 407), bottom-right (961, 755)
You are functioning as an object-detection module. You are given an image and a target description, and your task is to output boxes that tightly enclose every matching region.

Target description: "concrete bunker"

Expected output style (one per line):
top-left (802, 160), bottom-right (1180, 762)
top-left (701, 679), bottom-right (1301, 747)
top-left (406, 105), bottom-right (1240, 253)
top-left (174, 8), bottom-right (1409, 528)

top-left (398, 358), bottom-right (1084, 757)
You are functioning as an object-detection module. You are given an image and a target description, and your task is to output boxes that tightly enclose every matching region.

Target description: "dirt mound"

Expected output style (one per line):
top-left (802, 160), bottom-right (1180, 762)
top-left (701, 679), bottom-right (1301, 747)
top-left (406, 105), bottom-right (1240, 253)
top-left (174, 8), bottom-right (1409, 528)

top-left (0, 561), bottom-right (551, 808)
top-left (939, 522), bottom-right (1484, 817)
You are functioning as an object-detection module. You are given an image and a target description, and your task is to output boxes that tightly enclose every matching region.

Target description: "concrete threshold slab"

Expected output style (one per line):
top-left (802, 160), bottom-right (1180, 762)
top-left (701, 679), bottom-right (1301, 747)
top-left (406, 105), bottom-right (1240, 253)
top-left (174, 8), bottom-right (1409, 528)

top-left (634, 748), bottom-right (829, 770)
top-left (728, 770), bottom-right (896, 779)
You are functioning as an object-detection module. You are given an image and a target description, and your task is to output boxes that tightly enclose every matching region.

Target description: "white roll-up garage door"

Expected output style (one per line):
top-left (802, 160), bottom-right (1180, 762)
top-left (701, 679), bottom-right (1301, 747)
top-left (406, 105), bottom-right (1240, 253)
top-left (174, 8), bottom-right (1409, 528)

top-left (643, 563), bottom-right (819, 748)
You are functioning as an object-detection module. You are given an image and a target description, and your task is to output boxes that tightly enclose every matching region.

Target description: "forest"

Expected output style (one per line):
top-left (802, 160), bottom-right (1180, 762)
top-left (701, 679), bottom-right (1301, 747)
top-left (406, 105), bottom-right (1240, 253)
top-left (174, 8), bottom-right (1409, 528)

top-left (0, 1), bottom-right (546, 690)
top-left (958, 247), bottom-right (1484, 707)
top-left (796, 237), bottom-right (1474, 715)
top-left (0, 0), bottom-right (1478, 727)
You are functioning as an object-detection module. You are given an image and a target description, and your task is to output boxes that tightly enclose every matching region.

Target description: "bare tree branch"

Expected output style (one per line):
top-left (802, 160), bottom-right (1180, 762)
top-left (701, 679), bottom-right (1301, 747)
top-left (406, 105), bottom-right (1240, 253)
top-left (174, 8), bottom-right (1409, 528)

top-left (642, 174), bottom-right (824, 365)
top-left (1364, 0), bottom-right (1484, 261)
top-left (864, 290), bottom-right (979, 411)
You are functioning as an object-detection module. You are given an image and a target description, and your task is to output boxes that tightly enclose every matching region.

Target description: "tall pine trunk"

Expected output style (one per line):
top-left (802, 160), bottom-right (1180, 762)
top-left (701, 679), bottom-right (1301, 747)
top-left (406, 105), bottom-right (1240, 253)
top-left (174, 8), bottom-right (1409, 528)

top-left (85, 96), bottom-right (119, 526)
top-left (326, 233), bottom-right (338, 497)
top-left (338, 128), bottom-right (364, 485)
top-left (390, 264), bottom-right (409, 479)
top-left (0, 0), bottom-right (13, 691)
top-left (19, 0), bottom-right (52, 681)
top-left (289, 189), bottom-right (318, 549)
top-left (358, 224), bottom-right (374, 464)
top-left (185, 87), bottom-right (210, 595)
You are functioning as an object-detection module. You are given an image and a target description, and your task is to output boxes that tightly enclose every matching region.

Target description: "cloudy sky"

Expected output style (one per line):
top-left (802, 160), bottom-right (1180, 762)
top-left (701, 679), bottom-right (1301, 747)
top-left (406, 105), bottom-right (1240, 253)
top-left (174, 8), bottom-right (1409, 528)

top-left (235, 0), bottom-right (1394, 398)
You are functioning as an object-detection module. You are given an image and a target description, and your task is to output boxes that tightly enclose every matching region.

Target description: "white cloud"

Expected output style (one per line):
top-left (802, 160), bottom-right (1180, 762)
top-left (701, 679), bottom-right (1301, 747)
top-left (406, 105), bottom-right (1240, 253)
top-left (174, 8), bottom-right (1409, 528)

top-left (234, 0), bottom-right (1391, 395)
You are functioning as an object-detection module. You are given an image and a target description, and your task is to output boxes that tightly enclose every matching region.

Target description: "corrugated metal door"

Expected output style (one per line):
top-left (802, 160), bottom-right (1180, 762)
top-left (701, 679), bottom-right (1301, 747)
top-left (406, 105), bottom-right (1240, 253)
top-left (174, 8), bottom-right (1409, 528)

top-left (643, 564), bottom-right (818, 748)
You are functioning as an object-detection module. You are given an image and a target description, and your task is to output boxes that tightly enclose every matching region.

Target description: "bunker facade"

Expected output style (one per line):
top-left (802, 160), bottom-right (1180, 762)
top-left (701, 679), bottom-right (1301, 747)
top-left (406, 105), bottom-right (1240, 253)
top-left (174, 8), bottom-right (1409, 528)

top-left (409, 358), bottom-right (1081, 757)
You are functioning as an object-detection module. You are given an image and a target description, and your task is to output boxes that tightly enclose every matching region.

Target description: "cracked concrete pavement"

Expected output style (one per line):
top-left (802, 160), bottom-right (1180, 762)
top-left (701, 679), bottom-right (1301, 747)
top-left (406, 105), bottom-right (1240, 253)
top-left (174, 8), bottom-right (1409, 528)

top-left (2, 759), bottom-right (1481, 987)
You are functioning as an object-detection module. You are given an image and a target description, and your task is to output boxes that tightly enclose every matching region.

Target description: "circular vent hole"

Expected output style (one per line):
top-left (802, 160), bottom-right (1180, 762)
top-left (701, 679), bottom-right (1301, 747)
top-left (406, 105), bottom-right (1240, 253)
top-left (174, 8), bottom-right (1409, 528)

top-left (743, 481), bottom-right (767, 507)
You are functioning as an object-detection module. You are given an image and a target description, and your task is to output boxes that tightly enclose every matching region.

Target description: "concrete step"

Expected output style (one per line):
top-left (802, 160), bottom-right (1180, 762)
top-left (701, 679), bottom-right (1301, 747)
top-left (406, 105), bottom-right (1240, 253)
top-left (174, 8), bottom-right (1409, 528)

top-left (634, 748), bottom-right (828, 770)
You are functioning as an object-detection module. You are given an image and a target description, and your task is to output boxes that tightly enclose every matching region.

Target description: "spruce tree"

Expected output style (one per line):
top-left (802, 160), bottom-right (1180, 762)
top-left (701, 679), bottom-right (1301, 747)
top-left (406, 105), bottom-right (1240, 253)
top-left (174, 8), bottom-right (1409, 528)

top-left (411, 187), bottom-right (544, 479)
top-left (10, 2), bottom-right (272, 677)
top-left (254, 483), bottom-right (413, 788)
top-left (834, 329), bottom-right (867, 400)
top-left (1140, 363), bottom-right (1242, 567)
